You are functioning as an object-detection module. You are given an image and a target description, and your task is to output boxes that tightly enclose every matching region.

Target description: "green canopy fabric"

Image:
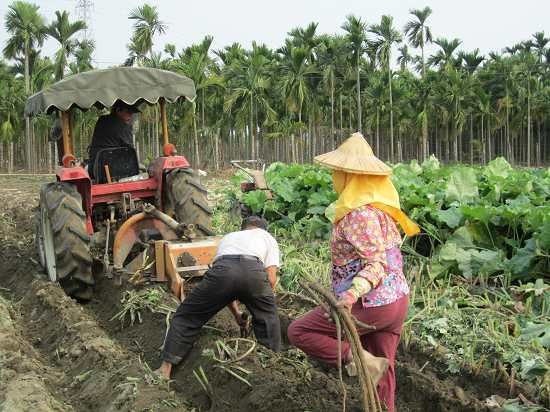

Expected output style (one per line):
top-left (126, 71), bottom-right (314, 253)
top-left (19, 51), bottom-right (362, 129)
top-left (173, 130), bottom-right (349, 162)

top-left (25, 67), bottom-right (196, 116)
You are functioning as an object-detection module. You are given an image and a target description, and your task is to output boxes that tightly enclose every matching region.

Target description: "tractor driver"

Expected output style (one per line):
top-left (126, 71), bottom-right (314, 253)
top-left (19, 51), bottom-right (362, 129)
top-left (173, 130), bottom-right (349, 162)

top-left (88, 100), bottom-right (140, 175)
top-left (157, 216), bottom-right (282, 379)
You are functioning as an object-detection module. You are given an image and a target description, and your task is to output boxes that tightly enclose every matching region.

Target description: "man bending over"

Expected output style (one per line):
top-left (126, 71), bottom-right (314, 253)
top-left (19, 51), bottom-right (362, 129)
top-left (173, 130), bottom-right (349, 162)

top-left (157, 216), bottom-right (281, 379)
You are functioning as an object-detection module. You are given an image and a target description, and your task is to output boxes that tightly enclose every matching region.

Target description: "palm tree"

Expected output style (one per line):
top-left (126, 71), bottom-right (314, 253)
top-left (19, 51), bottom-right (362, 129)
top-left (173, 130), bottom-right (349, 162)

top-left (69, 39), bottom-right (95, 74)
top-left (176, 36), bottom-right (224, 164)
top-left (459, 49), bottom-right (484, 74)
top-left (342, 15), bottom-right (367, 132)
top-left (531, 31), bottom-right (549, 64)
top-left (317, 35), bottom-right (346, 148)
top-left (397, 45), bottom-right (412, 72)
top-left (178, 36), bottom-right (216, 133)
top-left (0, 93), bottom-right (19, 160)
top-left (0, 60), bottom-right (25, 172)
top-left (456, 49), bottom-right (484, 163)
top-left (404, 7), bottom-right (433, 77)
top-left (515, 50), bottom-right (538, 166)
top-left (430, 38), bottom-right (465, 161)
top-left (3, 1), bottom-right (46, 92)
top-left (215, 42), bottom-right (246, 66)
top-left (164, 43), bottom-right (176, 59)
top-left (404, 6), bottom-right (432, 160)
top-left (46, 11), bottom-right (86, 80)
top-left (504, 43), bottom-right (523, 56)
top-left (442, 67), bottom-right (469, 162)
top-left (370, 15), bottom-right (402, 162)
top-left (224, 44), bottom-right (275, 160)
top-left (3, 1), bottom-right (46, 171)
top-left (128, 4), bottom-right (167, 62)
top-left (278, 45), bottom-right (317, 162)
top-left (126, 36), bottom-right (143, 66)
top-left (429, 38), bottom-right (462, 69)
top-left (288, 22), bottom-right (320, 63)
top-left (30, 54), bottom-right (54, 92)
top-left (364, 71), bottom-right (385, 155)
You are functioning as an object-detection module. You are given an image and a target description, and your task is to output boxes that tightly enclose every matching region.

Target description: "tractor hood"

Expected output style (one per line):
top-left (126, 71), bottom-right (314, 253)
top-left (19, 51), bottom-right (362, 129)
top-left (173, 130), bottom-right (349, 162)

top-left (25, 67), bottom-right (196, 116)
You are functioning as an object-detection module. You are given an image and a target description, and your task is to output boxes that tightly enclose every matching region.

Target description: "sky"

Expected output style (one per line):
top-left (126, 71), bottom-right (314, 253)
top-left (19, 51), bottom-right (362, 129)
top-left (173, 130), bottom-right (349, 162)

top-left (0, 0), bottom-right (549, 68)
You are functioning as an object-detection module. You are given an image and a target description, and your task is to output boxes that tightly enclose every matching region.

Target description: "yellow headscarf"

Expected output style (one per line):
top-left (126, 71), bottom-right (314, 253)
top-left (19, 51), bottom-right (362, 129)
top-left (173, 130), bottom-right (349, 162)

top-left (332, 170), bottom-right (420, 237)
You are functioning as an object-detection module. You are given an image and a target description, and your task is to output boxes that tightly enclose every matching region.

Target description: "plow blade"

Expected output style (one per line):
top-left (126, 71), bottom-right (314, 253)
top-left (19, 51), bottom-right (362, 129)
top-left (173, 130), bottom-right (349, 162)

top-left (112, 212), bottom-right (178, 270)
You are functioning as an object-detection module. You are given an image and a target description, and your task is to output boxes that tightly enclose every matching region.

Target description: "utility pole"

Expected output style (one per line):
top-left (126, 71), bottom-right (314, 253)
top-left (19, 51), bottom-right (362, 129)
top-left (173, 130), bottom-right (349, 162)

top-left (71, 0), bottom-right (94, 163)
top-left (75, 0), bottom-right (94, 41)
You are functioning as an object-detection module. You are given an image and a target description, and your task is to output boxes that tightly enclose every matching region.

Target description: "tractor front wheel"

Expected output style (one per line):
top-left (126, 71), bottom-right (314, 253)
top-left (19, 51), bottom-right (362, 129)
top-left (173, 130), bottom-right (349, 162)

top-left (36, 182), bottom-right (94, 301)
top-left (165, 168), bottom-right (214, 236)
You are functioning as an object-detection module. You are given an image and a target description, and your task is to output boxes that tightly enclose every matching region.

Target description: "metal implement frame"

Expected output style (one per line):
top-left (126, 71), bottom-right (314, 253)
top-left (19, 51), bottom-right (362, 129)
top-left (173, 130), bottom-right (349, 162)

top-left (153, 237), bottom-right (221, 301)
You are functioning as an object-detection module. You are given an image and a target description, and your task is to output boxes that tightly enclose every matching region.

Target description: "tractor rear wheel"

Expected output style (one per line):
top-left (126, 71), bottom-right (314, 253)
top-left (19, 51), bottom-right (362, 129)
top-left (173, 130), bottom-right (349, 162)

top-left (36, 182), bottom-right (94, 301)
top-left (165, 168), bottom-right (214, 236)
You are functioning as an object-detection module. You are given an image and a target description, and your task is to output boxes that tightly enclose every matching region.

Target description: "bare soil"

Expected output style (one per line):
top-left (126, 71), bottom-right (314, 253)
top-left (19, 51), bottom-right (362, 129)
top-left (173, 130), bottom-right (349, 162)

top-left (0, 175), bottom-right (522, 411)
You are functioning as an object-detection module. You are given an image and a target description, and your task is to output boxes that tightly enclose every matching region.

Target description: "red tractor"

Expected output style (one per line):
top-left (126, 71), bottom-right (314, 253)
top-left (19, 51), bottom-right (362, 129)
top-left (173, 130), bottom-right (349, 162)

top-left (26, 67), bottom-right (214, 301)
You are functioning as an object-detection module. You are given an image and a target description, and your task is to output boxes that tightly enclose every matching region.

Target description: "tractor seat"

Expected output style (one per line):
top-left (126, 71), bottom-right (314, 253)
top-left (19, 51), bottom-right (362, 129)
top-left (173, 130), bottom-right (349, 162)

top-left (93, 146), bottom-right (139, 184)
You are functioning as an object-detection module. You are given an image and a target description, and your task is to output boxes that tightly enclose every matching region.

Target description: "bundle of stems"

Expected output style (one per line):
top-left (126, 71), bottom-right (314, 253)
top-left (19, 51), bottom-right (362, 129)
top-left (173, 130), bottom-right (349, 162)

top-left (299, 280), bottom-right (382, 412)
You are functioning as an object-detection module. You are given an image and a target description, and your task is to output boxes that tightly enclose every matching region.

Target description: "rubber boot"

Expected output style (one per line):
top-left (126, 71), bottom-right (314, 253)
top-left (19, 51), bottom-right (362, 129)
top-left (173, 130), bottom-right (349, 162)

top-left (345, 349), bottom-right (389, 385)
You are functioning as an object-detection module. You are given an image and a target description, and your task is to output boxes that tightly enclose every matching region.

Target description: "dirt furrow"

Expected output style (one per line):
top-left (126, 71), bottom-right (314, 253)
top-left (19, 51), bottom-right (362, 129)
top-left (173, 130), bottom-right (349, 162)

top-left (0, 243), bottom-right (190, 412)
top-left (85, 274), bottom-right (364, 412)
top-left (0, 294), bottom-right (74, 412)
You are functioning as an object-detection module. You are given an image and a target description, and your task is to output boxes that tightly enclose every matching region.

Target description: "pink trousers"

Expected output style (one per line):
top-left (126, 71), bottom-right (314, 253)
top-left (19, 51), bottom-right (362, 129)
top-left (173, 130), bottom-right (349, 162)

top-left (287, 295), bottom-right (409, 412)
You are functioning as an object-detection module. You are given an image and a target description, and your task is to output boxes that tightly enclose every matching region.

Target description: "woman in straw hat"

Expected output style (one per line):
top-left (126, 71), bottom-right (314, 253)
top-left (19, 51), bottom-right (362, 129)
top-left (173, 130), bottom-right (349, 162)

top-left (287, 133), bottom-right (420, 412)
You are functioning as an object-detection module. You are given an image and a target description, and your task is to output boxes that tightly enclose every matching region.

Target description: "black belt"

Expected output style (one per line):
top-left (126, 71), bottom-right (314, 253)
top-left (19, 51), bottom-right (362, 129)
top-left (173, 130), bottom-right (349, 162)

top-left (214, 254), bottom-right (261, 264)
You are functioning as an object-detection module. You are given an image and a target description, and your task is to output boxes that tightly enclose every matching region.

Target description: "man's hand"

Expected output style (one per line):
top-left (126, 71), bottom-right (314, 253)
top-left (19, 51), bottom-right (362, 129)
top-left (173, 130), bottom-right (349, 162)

top-left (233, 311), bottom-right (247, 326)
top-left (229, 305), bottom-right (251, 337)
top-left (235, 312), bottom-right (251, 337)
top-left (228, 301), bottom-right (243, 325)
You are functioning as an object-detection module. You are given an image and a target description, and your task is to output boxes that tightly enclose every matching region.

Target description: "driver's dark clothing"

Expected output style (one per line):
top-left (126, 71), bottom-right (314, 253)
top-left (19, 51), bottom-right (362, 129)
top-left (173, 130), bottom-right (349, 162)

top-left (88, 113), bottom-right (134, 169)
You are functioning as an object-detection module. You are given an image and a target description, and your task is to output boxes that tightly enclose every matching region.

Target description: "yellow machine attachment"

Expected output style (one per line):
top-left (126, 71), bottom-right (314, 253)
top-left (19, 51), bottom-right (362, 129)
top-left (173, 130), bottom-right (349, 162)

top-left (112, 203), bottom-right (220, 301)
top-left (151, 238), bottom-right (220, 300)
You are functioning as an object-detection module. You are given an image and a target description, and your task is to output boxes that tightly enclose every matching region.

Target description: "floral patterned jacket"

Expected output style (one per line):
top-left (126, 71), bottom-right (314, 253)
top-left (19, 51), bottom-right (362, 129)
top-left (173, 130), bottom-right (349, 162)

top-left (331, 204), bottom-right (409, 307)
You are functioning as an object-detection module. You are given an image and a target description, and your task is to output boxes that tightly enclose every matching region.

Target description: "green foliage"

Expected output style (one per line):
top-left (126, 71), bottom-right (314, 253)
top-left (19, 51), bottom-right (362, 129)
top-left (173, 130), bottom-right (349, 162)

top-left (237, 158), bottom-right (550, 282)
top-left (391, 158), bottom-right (549, 283)
top-left (237, 162), bottom-right (336, 240)
top-left (406, 284), bottom-right (549, 393)
top-left (444, 167), bottom-right (478, 203)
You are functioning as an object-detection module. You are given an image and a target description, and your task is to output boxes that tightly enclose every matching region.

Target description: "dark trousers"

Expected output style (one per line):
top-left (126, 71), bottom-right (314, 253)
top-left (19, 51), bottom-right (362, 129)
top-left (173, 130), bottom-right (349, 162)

top-left (162, 256), bottom-right (281, 364)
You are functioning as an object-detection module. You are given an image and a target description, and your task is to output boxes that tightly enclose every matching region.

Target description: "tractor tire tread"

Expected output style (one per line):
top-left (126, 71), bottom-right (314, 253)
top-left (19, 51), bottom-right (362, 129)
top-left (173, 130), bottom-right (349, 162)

top-left (192, 198), bottom-right (212, 214)
top-left (41, 182), bottom-right (94, 300)
top-left (166, 168), bottom-right (213, 237)
top-left (186, 179), bottom-right (208, 194)
top-left (63, 201), bottom-right (87, 217)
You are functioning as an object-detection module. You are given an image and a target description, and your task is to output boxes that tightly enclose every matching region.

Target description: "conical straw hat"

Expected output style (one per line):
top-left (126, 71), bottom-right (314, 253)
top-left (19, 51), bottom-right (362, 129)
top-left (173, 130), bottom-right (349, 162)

top-left (314, 132), bottom-right (391, 175)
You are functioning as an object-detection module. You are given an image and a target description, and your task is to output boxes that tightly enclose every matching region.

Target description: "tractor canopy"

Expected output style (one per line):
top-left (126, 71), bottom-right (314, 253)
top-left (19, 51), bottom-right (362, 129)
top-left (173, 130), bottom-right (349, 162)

top-left (25, 67), bottom-right (196, 116)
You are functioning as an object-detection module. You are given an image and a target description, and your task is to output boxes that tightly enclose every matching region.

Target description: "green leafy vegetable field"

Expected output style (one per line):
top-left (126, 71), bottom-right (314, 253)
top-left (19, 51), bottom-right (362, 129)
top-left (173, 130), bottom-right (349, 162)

top-left (237, 157), bottom-right (550, 283)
